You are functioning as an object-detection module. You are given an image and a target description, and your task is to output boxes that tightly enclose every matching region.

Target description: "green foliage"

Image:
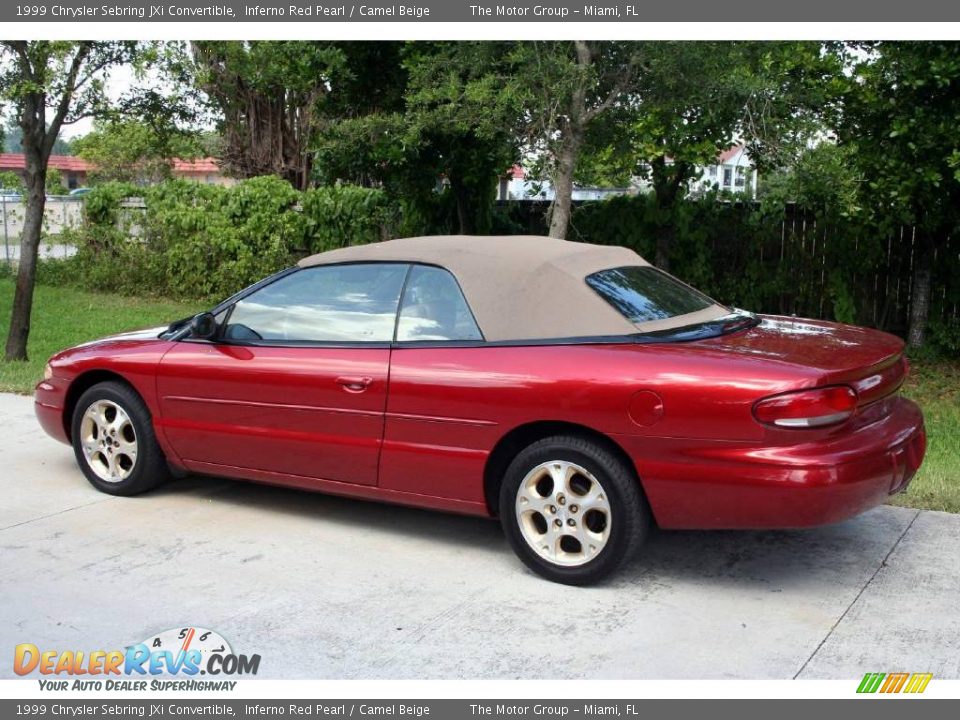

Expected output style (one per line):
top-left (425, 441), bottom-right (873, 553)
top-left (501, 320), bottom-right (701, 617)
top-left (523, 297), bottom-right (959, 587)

top-left (315, 42), bottom-right (518, 235)
top-left (302, 184), bottom-right (393, 253)
top-left (0, 171), bottom-right (24, 193)
top-left (44, 168), bottom-right (66, 194)
top-left (566, 190), bottom-right (921, 330)
top-left (63, 177), bottom-right (390, 301)
top-left (927, 318), bottom-right (960, 357)
top-left (191, 41), bottom-right (349, 189)
top-left (73, 119), bottom-right (203, 184)
top-left (837, 42), bottom-right (960, 346)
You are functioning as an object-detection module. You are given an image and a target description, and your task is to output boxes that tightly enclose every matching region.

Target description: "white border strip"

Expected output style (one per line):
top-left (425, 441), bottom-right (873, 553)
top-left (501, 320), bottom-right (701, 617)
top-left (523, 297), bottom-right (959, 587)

top-left (8, 21), bottom-right (960, 41)
top-left (1, 679), bottom-right (958, 699)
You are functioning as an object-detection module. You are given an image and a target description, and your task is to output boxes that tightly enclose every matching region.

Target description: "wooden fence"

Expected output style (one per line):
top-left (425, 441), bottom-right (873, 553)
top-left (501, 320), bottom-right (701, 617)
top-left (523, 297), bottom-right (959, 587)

top-left (502, 199), bottom-right (959, 336)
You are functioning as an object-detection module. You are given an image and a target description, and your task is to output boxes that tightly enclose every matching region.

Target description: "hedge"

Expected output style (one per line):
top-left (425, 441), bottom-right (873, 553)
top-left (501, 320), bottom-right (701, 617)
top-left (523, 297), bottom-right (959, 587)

top-left (60, 176), bottom-right (393, 301)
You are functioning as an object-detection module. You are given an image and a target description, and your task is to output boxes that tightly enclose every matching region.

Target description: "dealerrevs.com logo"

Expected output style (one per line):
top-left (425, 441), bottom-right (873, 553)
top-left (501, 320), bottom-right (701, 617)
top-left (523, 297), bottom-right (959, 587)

top-left (14, 627), bottom-right (260, 691)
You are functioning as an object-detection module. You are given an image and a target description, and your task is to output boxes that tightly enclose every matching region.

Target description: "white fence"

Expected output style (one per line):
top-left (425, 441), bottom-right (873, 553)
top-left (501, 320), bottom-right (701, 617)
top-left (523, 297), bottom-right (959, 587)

top-left (1, 196), bottom-right (85, 262)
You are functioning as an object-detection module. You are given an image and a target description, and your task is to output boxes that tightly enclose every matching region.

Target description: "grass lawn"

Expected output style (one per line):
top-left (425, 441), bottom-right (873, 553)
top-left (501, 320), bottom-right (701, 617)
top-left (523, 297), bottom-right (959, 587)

top-left (0, 277), bottom-right (956, 513)
top-left (0, 278), bottom-right (203, 394)
top-left (894, 358), bottom-right (960, 514)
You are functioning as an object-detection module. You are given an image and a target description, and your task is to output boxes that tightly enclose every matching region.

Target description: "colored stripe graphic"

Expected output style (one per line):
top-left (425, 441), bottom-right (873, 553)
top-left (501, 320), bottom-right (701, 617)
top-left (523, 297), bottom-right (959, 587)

top-left (881, 672), bottom-right (909, 693)
top-left (857, 673), bottom-right (885, 693)
top-left (857, 672), bottom-right (931, 694)
top-left (904, 673), bottom-right (933, 694)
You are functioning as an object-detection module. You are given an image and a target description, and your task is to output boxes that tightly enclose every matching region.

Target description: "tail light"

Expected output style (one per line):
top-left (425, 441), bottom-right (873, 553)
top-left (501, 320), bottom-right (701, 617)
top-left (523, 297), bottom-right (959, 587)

top-left (753, 386), bottom-right (858, 429)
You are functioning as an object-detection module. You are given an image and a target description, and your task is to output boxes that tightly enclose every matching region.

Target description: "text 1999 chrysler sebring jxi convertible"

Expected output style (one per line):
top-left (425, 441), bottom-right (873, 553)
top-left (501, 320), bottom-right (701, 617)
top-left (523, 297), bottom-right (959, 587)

top-left (35, 235), bottom-right (926, 584)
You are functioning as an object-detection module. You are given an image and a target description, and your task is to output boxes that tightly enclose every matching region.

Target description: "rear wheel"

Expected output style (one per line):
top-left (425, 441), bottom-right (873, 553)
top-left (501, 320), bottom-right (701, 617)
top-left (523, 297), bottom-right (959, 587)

top-left (71, 381), bottom-right (169, 496)
top-left (499, 435), bottom-right (650, 585)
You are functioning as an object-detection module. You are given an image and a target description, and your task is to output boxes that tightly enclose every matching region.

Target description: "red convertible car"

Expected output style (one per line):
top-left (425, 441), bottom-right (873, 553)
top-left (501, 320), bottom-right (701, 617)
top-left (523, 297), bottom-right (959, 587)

top-left (35, 235), bottom-right (926, 584)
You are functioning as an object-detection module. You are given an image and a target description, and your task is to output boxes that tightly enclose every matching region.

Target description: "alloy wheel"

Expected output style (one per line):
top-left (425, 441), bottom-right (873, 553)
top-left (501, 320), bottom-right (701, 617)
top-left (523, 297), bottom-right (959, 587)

top-left (79, 399), bottom-right (138, 482)
top-left (514, 460), bottom-right (612, 567)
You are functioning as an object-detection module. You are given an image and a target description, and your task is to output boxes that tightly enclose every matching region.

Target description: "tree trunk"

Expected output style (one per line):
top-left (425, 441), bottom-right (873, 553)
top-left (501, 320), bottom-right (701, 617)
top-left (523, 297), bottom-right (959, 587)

top-left (651, 157), bottom-right (686, 273)
top-left (907, 231), bottom-right (935, 349)
top-left (654, 221), bottom-right (675, 273)
top-left (548, 132), bottom-right (581, 239)
top-left (5, 149), bottom-right (46, 362)
top-left (449, 175), bottom-right (474, 235)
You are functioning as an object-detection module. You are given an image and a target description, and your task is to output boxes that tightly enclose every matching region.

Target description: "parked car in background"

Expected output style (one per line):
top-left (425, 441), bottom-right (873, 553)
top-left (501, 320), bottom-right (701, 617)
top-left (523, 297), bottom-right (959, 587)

top-left (0, 188), bottom-right (22, 201)
top-left (34, 235), bottom-right (926, 585)
top-left (69, 187), bottom-right (92, 197)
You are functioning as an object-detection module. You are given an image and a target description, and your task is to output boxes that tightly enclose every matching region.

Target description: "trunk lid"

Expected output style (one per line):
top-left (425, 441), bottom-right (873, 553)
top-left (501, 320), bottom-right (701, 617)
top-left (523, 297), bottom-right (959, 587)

top-left (698, 315), bottom-right (906, 406)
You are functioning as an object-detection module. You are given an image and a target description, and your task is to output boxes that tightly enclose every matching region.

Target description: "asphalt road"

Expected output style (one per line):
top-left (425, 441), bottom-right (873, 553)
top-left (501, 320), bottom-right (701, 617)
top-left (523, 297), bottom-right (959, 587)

top-left (1, 391), bottom-right (958, 679)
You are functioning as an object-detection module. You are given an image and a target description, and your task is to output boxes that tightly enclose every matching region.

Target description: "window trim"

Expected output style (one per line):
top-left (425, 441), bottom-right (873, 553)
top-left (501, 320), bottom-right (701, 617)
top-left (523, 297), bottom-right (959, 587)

top-left (174, 260), bottom-right (748, 351)
top-left (393, 263), bottom-right (486, 344)
top-left (178, 261), bottom-right (486, 349)
top-left (215, 261), bottom-right (411, 347)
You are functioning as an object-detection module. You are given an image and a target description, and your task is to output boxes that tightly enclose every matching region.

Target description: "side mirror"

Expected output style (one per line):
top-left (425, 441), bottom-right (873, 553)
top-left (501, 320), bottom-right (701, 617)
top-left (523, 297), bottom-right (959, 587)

top-left (189, 312), bottom-right (218, 340)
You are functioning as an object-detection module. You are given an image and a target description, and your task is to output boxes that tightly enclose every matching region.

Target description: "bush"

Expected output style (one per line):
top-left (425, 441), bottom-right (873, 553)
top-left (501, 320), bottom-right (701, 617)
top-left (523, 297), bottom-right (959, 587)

top-left (65, 177), bottom-right (391, 301)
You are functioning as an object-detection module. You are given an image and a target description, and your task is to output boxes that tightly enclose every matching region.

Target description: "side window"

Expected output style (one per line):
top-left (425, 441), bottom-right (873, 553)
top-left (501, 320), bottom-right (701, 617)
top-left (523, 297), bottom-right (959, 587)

top-left (224, 264), bottom-right (407, 343)
top-left (396, 265), bottom-right (483, 342)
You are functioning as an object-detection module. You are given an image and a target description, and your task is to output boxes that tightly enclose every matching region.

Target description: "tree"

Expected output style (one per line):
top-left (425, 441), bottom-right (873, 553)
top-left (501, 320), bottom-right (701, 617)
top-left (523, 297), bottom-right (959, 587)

top-left (2, 119), bottom-right (73, 154)
top-left (511, 42), bottom-right (645, 238)
top-left (374, 41), bottom-right (642, 238)
top-left (400, 42), bottom-right (519, 234)
top-left (0, 41), bottom-right (140, 361)
top-left (614, 42), bottom-right (842, 270)
top-left (315, 42), bottom-right (519, 236)
top-left (73, 119), bottom-right (202, 184)
top-left (191, 41), bottom-right (347, 190)
top-left (839, 41), bottom-right (960, 347)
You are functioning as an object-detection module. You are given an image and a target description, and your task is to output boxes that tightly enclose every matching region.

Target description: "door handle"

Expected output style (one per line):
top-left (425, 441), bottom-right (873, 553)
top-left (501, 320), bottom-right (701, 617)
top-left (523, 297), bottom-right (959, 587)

top-left (336, 376), bottom-right (373, 392)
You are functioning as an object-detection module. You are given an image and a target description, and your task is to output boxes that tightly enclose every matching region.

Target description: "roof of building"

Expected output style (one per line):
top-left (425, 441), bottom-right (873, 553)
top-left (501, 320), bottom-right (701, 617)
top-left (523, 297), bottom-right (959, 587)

top-left (0, 154), bottom-right (90, 172)
top-left (717, 145), bottom-right (747, 164)
top-left (298, 235), bottom-right (726, 341)
top-left (0, 154), bottom-right (221, 175)
top-left (173, 158), bottom-right (220, 173)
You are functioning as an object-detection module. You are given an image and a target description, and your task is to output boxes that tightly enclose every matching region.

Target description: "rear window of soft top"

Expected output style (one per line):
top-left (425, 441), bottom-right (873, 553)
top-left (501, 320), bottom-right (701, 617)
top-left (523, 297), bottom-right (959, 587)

top-left (585, 266), bottom-right (715, 324)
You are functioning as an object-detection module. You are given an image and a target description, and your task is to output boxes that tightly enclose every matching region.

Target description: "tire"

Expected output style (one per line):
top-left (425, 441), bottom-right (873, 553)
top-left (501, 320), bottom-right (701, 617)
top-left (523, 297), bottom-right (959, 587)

top-left (70, 381), bottom-right (169, 496)
top-left (499, 435), bottom-right (650, 586)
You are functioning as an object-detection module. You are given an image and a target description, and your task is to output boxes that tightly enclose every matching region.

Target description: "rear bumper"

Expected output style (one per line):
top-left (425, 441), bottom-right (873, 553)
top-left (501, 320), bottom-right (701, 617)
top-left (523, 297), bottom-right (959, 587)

top-left (621, 396), bottom-right (926, 530)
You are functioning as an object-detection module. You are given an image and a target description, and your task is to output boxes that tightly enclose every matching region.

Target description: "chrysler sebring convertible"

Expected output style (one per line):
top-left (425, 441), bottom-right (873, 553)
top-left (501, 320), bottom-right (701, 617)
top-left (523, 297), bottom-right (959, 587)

top-left (35, 235), bottom-right (926, 584)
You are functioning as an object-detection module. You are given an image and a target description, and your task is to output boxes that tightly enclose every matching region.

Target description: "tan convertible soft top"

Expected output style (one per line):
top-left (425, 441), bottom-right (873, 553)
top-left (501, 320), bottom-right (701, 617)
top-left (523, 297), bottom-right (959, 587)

top-left (298, 235), bottom-right (727, 341)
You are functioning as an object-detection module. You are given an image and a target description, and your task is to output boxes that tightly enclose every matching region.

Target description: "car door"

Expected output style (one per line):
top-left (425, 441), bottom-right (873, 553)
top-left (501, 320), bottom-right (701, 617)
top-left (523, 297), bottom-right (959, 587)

top-left (155, 263), bottom-right (409, 486)
top-left (378, 264), bottom-right (495, 504)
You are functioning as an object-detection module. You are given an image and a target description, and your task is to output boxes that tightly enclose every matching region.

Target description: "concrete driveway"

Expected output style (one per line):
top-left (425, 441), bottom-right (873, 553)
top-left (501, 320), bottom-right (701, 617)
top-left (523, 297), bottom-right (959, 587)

top-left (1, 391), bottom-right (958, 679)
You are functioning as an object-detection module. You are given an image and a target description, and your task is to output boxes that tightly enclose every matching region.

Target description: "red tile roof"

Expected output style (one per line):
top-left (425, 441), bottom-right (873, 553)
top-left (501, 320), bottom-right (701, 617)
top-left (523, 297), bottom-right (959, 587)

top-left (172, 157), bottom-right (220, 173)
top-left (0, 153), bottom-right (91, 172)
top-left (0, 153), bottom-right (222, 175)
top-left (718, 145), bottom-right (745, 163)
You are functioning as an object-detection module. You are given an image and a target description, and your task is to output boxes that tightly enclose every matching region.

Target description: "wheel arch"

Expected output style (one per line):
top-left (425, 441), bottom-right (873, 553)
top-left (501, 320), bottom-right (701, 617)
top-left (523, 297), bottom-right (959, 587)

top-left (63, 370), bottom-right (139, 441)
top-left (483, 420), bottom-right (646, 518)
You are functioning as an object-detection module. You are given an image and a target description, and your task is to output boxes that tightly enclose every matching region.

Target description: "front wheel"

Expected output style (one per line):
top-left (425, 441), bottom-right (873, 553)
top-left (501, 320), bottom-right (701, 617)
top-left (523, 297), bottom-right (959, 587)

top-left (71, 381), bottom-right (169, 496)
top-left (499, 435), bottom-right (650, 585)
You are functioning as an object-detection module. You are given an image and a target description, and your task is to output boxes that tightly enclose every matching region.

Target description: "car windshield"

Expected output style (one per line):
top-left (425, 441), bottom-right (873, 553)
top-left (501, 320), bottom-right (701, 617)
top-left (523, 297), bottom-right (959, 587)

top-left (586, 266), bottom-right (718, 325)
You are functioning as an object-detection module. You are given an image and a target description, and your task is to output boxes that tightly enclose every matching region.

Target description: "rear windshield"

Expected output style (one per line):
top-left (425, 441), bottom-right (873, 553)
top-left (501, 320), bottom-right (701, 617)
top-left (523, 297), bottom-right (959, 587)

top-left (586, 266), bottom-right (716, 325)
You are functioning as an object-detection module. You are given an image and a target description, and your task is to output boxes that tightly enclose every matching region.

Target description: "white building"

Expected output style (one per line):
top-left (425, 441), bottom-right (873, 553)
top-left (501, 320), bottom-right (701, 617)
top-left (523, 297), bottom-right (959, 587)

top-left (688, 145), bottom-right (758, 198)
top-left (498, 145), bottom-right (758, 202)
top-left (497, 167), bottom-right (631, 203)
